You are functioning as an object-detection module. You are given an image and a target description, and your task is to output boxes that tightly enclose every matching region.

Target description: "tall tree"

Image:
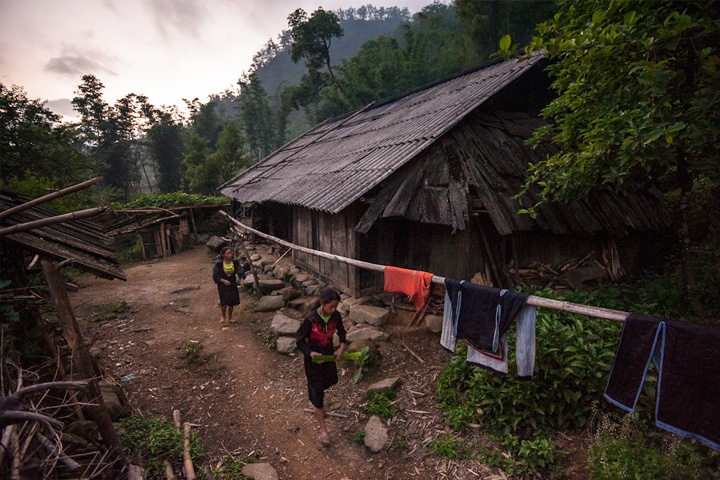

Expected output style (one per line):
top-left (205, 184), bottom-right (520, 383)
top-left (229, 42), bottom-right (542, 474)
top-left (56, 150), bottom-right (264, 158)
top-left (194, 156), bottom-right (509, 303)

top-left (145, 107), bottom-right (185, 193)
top-left (0, 84), bottom-right (88, 184)
top-left (288, 7), bottom-right (344, 111)
top-left (238, 72), bottom-right (276, 160)
top-left (521, 0), bottom-right (720, 315)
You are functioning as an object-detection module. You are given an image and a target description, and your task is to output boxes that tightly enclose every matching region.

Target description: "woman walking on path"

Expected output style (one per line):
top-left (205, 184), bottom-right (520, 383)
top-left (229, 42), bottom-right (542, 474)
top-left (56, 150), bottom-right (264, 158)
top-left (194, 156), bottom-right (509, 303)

top-left (212, 246), bottom-right (246, 324)
top-left (296, 287), bottom-right (347, 447)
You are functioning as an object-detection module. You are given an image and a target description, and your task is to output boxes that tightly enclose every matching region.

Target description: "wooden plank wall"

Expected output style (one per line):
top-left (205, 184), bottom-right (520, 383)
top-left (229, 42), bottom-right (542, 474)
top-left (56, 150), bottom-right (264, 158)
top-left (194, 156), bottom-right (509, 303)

top-left (293, 207), bottom-right (358, 294)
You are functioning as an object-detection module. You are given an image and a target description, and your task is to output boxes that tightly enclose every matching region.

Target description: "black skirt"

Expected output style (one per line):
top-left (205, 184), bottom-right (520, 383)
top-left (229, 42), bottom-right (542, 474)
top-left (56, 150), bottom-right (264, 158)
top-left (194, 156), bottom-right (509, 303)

top-left (304, 358), bottom-right (338, 392)
top-left (217, 283), bottom-right (240, 306)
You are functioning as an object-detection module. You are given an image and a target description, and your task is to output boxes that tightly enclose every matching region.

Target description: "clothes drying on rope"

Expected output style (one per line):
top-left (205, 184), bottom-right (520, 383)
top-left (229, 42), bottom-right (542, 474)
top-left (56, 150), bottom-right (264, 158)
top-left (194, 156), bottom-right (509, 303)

top-left (604, 313), bottom-right (720, 452)
top-left (383, 266), bottom-right (433, 311)
top-left (441, 279), bottom-right (536, 379)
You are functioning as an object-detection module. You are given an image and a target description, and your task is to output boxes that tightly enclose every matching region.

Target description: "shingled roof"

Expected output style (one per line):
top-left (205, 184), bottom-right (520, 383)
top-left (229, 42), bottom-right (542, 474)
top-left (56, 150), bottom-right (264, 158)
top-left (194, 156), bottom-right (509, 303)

top-left (221, 53), bottom-right (545, 213)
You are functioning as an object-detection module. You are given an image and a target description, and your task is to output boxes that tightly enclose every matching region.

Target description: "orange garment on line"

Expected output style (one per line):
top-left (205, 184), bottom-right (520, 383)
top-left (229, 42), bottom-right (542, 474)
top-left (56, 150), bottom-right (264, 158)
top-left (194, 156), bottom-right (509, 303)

top-left (383, 266), bottom-right (433, 311)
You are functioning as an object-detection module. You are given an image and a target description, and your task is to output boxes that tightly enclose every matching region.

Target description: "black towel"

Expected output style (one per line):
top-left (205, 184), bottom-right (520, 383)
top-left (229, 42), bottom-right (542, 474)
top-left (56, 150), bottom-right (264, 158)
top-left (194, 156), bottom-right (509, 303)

top-left (605, 313), bottom-right (720, 452)
top-left (444, 279), bottom-right (528, 352)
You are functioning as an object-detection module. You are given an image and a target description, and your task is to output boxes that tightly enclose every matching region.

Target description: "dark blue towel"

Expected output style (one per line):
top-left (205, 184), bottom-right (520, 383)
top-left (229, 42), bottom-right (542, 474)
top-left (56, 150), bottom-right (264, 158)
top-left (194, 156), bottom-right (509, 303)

top-left (444, 279), bottom-right (528, 352)
top-left (605, 313), bottom-right (720, 452)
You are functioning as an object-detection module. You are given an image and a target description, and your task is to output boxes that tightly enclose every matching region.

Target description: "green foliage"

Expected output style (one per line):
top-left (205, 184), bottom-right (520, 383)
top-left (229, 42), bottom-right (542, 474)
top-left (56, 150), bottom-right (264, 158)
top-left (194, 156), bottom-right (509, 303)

top-left (588, 412), bottom-right (716, 480)
top-left (364, 391), bottom-right (398, 419)
top-left (352, 429), bottom-right (365, 445)
top-left (0, 171), bottom-right (92, 213)
top-left (145, 109), bottom-right (185, 193)
top-left (112, 192), bottom-right (227, 209)
top-left (523, 0), bottom-right (720, 205)
top-left (487, 431), bottom-right (566, 479)
top-left (114, 234), bottom-right (144, 264)
top-left (1, 84), bottom-right (90, 185)
top-left (428, 433), bottom-right (473, 459)
top-left (180, 340), bottom-right (204, 364)
top-left (118, 415), bottom-right (203, 480)
top-left (238, 73), bottom-right (277, 161)
top-left (209, 453), bottom-right (258, 480)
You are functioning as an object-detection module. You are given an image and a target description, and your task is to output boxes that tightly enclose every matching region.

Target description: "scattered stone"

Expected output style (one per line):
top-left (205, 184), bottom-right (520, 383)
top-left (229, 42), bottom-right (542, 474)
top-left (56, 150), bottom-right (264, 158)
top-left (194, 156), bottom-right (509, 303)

top-left (364, 415), bottom-right (388, 453)
top-left (346, 326), bottom-right (389, 342)
top-left (294, 274), bottom-right (311, 283)
top-left (64, 420), bottom-right (98, 439)
top-left (301, 279), bottom-right (318, 287)
top-left (288, 297), bottom-right (314, 311)
top-left (255, 296), bottom-right (286, 312)
top-left (263, 264), bottom-right (274, 273)
top-left (367, 377), bottom-right (400, 394)
top-left (170, 285), bottom-right (201, 294)
top-left (250, 254), bottom-right (261, 261)
top-left (270, 314), bottom-right (301, 336)
top-left (276, 337), bottom-right (297, 354)
top-left (206, 236), bottom-right (227, 252)
top-left (259, 279), bottom-right (285, 294)
top-left (425, 314), bottom-right (443, 333)
top-left (281, 288), bottom-right (302, 303)
top-left (98, 382), bottom-right (127, 420)
top-left (242, 463), bottom-right (279, 480)
top-left (349, 305), bottom-right (389, 327)
top-left (305, 285), bottom-right (321, 296)
top-left (288, 267), bottom-right (300, 276)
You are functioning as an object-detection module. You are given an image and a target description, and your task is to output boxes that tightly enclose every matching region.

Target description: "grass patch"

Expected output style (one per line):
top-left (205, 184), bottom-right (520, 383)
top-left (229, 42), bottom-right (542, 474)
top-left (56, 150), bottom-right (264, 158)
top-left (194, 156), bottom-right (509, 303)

top-left (118, 415), bottom-right (203, 479)
top-left (364, 391), bottom-right (398, 419)
top-left (352, 430), bottom-right (365, 445)
top-left (209, 452), bottom-right (259, 479)
top-left (428, 433), bottom-right (473, 459)
top-left (180, 340), bottom-right (204, 365)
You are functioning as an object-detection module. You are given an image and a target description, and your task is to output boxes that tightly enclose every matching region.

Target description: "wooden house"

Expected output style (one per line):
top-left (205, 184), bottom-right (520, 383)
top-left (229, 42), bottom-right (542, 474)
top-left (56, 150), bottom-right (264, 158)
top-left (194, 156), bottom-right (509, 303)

top-left (220, 53), bottom-right (668, 296)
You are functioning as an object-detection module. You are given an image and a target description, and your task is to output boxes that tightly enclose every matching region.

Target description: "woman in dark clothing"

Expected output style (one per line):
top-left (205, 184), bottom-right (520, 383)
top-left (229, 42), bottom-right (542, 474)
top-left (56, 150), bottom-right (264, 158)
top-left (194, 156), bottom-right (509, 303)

top-left (212, 246), bottom-right (246, 324)
top-left (296, 287), bottom-right (347, 447)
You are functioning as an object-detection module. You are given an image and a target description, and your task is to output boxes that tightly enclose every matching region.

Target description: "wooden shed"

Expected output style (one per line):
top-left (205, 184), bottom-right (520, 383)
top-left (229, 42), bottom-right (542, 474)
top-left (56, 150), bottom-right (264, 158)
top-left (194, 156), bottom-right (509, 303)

top-left (221, 53), bottom-right (669, 296)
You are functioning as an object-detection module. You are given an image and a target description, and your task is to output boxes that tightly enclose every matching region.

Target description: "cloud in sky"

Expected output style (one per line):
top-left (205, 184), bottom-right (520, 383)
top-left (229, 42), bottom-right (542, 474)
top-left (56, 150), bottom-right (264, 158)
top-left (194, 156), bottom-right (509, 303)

top-left (1, 0), bottom-right (437, 116)
top-left (45, 54), bottom-right (117, 78)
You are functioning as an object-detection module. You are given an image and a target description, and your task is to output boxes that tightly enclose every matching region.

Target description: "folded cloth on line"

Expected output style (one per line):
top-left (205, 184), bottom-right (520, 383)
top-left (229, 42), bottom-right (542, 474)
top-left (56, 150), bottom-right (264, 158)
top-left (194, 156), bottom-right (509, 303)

top-left (444, 278), bottom-right (528, 352)
top-left (384, 266), bottom-right (433, 311)
top-left (605, 313), bottom-right (720, 452)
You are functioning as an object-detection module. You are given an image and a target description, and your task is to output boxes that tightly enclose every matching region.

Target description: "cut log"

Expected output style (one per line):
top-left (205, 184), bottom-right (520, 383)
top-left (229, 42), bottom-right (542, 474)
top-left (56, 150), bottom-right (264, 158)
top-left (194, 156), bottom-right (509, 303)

top-left (182, 423), bottom-right (196, 480)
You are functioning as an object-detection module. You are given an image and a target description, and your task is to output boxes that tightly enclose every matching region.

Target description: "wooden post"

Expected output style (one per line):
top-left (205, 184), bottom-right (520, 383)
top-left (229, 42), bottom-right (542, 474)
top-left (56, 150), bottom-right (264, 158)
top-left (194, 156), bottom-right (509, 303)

top-left (40, 259), bottom-right (125, 462)
top-left (188, 208), bottom-right (198, 235)
top-left (232, 227), bottom-right (263, 297)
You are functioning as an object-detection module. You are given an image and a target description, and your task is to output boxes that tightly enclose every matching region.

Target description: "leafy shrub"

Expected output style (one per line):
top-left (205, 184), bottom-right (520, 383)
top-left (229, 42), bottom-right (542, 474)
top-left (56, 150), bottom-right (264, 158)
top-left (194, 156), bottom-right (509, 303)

top-left (210, 453), bottom-right (258, 479)
top-left (118, 415), bottom-right (203, 479)
top-left (364, 391), bottom-right (398, 419)
top-left (428, 433), bottom-right (473, 459)
top-left (112, 192), bottom-right (227, 209)
top-left (588, 412), bottom-right (715, 480)
top-left (115, 234), bottom-right (144, 264)
top-left (1, 171), bottom-right (92, 213)
top-left (180, 340), bottom-right (204, 364)
top-left (488, 432), bottom-right (565, 479)
top-left (352, 430), bottom-right (365, 445)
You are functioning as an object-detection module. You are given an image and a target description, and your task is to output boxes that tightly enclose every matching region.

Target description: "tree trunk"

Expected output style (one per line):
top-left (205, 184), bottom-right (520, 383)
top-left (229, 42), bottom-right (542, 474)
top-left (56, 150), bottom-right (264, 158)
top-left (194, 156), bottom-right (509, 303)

top-left (41, 259), bottom-right (125, 462)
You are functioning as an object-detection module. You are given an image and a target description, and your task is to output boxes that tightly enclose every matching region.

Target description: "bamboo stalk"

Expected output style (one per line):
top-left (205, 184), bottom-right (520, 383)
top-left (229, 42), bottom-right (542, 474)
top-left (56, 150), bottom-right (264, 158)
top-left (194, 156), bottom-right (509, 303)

top-left (0, 177), bottom-right (101, 221)
top-left (0, 207), bottom-right (106, 237)
top-left (182, 423), bottom-right (196, 480)
top-left (221, 211), bottom-right (628, 323)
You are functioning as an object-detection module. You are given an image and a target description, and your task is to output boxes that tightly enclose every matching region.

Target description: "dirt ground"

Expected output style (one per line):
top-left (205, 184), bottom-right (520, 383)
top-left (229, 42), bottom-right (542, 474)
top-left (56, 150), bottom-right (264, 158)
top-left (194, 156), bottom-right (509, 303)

top-left (70, 244), bottom-right (588, 479)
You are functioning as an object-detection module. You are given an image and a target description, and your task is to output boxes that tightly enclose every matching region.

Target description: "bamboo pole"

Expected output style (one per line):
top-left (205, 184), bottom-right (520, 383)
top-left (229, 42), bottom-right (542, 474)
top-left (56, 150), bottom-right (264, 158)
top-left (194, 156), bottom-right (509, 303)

top-left (182, 423), bottom-right (196, 480)
top-left (0, 207), bottom-right (106, 237)
top-left (0, 177), bottom-right (101, 221)
top-left (220, 211), bottom-right (628, 323)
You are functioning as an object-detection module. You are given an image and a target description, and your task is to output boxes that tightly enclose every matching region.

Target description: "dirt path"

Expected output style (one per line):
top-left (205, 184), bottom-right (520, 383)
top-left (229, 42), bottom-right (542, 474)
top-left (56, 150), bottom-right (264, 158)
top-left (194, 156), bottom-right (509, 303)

top-left (71, 245), bottom-right (475, 479)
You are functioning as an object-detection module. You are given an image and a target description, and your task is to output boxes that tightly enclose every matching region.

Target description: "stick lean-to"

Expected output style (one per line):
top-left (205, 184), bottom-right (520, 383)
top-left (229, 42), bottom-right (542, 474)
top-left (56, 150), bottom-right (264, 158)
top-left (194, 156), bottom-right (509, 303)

top-left (220, 211), bottom-right (627, 323)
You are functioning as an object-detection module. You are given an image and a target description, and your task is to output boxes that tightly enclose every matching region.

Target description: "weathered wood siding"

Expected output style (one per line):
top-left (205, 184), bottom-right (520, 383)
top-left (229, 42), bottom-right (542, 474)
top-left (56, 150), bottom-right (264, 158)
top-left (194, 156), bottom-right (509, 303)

top-left (293, 206), bottom-right (359, 294)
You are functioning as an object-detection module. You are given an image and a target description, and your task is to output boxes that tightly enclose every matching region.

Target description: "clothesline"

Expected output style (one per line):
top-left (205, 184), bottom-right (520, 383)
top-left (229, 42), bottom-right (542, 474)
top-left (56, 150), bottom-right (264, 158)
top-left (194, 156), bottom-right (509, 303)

top-left (220, 211), bottom-right (627, 323)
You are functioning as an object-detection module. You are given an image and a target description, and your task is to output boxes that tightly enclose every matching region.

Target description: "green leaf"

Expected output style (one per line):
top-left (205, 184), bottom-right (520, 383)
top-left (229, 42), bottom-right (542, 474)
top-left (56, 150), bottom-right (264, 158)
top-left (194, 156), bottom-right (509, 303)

top-left (499, 35), bottom-right (512, 53)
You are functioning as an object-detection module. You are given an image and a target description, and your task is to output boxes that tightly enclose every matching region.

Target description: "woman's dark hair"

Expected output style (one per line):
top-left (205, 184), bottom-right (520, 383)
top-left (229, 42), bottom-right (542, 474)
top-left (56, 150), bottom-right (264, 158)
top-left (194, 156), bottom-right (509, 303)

top-left (308, 286), bottom-right (341, 313)
top-left (220, 246), bottom-right (233, 257)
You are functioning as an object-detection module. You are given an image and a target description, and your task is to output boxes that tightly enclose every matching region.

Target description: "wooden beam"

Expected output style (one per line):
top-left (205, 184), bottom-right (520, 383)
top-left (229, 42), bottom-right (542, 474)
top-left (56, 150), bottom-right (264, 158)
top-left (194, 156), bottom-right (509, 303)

top-left (0, 177), bottom-right (101, 221)
top-left (0, 207), bottom-right (106, 237)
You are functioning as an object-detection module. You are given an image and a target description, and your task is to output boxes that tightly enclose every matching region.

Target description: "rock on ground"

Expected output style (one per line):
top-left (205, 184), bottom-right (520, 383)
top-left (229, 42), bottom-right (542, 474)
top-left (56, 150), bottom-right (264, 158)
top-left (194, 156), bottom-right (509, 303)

top-left (270, 314), bottom-right (301, 336)
top-left (255, 296), bottom-right (285, 312)
top-left (367, 377), bottom-right (401, 394)
top-left (276, 336), bottom-right (296, 354)
top-left (364, 415), bottom-right (389, 453)
top-left (242, 463), bottom-right (279, 480)
top-left (425, 314), bottom-right (443, 333)
top-left (346, 326), bottom-right (389, 343)
top-left (349, 305), bottom-right (389, 327)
